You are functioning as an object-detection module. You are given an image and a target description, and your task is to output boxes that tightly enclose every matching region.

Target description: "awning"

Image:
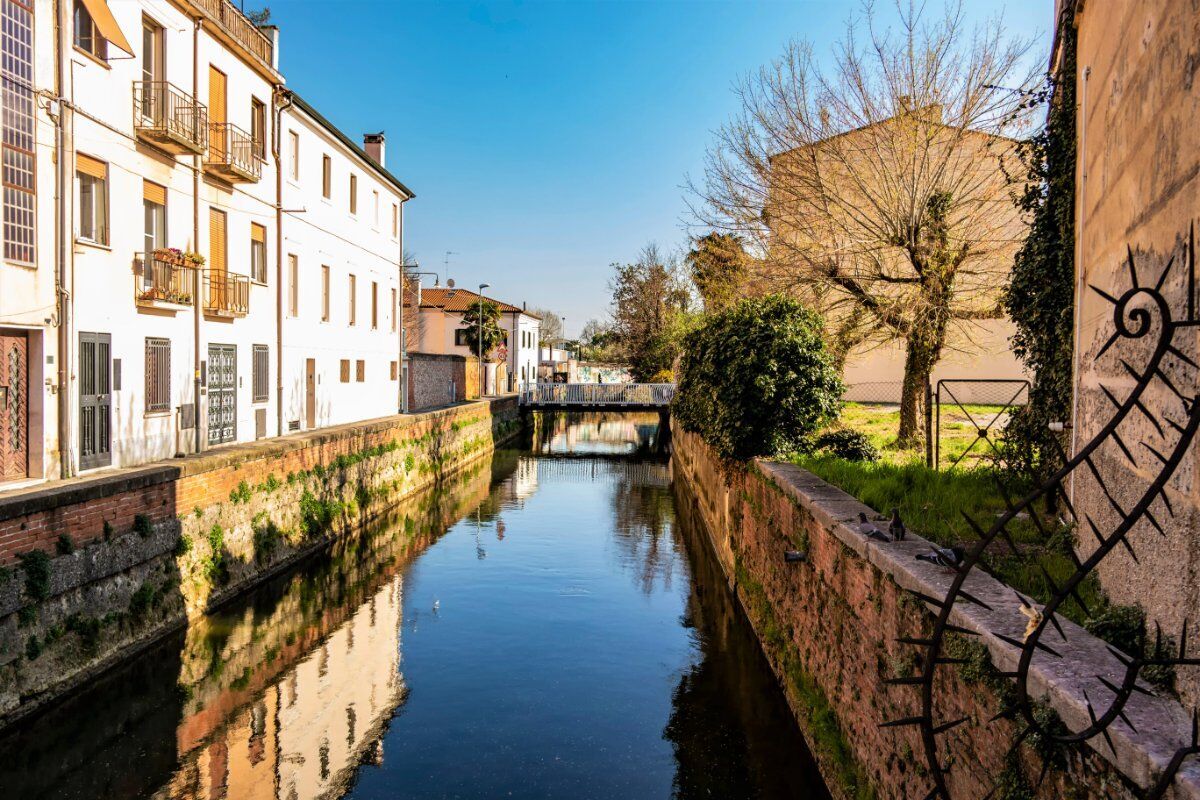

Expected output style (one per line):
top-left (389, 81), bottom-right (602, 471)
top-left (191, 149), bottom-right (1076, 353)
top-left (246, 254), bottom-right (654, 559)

top-left (79, 0), bottom-right (134, 58)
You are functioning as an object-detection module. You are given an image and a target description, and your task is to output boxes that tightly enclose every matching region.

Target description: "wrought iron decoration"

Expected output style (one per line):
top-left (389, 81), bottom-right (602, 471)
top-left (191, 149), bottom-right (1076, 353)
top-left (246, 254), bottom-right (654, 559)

top-left (886, 226), bottom-right (1200, 799)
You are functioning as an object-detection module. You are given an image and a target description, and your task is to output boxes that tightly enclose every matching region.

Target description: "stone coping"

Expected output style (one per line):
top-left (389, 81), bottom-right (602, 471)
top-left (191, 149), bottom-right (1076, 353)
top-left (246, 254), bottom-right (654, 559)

top-left (0, 398), bottom-right (513, 522)
top-left (758, 459), bottom-right (1200, 798)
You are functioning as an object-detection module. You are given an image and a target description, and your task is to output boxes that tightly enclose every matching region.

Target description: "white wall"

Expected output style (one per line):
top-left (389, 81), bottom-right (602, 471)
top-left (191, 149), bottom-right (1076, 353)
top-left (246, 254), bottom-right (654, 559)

top-left (415, 307), bottom-right (539, 392)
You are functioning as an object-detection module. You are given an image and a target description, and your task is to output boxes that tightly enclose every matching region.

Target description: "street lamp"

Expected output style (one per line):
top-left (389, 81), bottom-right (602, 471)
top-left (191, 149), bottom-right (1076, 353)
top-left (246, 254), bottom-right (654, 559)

top-left (478, 283), bottom-right (490, 397)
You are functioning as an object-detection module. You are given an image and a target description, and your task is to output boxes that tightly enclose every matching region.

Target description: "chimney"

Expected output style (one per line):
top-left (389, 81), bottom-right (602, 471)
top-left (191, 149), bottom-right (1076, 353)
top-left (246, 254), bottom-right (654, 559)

top-left (261, 26), bottom-right (280, 71)
top-left (363, 132), bottom-right (385, 167)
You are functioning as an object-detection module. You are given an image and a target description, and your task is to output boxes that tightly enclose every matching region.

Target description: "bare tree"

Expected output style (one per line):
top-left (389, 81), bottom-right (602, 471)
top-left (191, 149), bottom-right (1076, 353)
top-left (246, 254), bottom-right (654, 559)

top-left (691, 1), bottom-right (1037, 445)
top-left (530, 308), bottom-right (564, 346)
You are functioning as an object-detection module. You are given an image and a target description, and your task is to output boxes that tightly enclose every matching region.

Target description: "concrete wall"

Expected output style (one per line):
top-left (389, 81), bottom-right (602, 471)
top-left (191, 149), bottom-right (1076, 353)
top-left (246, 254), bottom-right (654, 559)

top-left (672, 425), bottom-right (1199, 799)
top-left (407, 353), bottom-right (466, 411)
top-left (0, 398), bottom-right (519, 726)
top-left (1071, 0), bottom-right (1200, 710)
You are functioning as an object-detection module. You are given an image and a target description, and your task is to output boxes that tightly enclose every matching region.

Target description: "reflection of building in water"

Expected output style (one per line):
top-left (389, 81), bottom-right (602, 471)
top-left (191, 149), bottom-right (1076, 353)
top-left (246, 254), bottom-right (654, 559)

top-left (534, 411), bottom-right (662, 456)
top-left (512, 457), bottom-right (540, 501)
top-left (158, 575), bottom-right (405, 799)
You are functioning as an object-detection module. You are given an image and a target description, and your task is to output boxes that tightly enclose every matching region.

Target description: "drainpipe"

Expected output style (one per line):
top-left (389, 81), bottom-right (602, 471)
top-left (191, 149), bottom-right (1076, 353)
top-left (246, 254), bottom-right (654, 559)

top-left (399, 201), bottom-right (408, 413)
top-left (193, 17), bottom-right (203, 456)
top-left (53, 0), bottom-right (72, 478)
top-left (272, 87), bottom-right (293, 436)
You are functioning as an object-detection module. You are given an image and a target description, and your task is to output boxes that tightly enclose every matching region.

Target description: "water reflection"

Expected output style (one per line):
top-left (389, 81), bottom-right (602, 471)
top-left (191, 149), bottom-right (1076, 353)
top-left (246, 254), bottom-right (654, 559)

top-left (0, 413), bottom-right (827, 799)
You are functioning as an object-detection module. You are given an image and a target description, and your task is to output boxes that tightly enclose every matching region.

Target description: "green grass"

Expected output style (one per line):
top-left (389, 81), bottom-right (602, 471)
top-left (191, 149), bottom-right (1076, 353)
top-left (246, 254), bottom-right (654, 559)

top-left (834, 402), bottom-right (1011, 470)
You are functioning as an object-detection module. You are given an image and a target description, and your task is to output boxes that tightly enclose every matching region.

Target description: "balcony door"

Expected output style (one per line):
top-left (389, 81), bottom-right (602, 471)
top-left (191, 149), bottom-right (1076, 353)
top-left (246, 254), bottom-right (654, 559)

top-left (208, 344), bottom-right (237, 445)
top-left (140, 18), bottom-right (163, 120)
top-left (143, 180), bottom-right (166, 290)
top-left (208, 65), bottom-right (227, 158)
top-left (208, 208), bottom-right (227, 311)
top-left (79, 332), bottom-right (112, 470)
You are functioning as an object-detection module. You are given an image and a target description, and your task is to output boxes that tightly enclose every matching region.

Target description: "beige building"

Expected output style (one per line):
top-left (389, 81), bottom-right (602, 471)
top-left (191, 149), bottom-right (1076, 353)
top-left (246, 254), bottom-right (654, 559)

top-left (1065, 0), bottom-right (1200, 705)
top-left (766, 108), bottom-right (1029, 403)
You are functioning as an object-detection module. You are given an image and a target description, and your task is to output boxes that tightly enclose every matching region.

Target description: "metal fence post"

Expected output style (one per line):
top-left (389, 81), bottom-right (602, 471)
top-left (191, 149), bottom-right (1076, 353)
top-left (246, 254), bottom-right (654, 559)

top-left (925, 379), bottom-right (934, 468)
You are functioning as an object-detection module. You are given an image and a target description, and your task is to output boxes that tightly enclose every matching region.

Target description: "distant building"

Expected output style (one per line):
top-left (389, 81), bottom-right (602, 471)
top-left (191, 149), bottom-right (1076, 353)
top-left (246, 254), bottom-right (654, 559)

top-left (411, 288), bottom-right (540, 393)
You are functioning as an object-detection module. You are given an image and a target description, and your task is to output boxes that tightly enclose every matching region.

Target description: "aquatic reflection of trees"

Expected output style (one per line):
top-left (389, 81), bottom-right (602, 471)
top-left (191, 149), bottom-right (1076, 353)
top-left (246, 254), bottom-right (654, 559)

top-left (611, 475), bottom-right (680, 596)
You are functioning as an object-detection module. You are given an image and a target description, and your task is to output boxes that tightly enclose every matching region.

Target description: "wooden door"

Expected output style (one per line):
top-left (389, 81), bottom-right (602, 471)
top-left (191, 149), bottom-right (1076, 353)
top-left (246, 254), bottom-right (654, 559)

top-left (0, 330), bottom-right (29, 482)
top-left (208, 65), bottom-right (227, 157)
top-left (79, 332), bottom-right (112, 470)
top-left (305, 358), bottom-right (316, 429)
top-left (207, 344), bottom-right (237, 445)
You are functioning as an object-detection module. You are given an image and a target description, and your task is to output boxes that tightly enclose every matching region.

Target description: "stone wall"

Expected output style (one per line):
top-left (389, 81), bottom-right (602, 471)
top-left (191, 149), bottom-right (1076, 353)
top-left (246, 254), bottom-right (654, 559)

top-left (407, 352), bottom-right (467, 411)
top-left (673, 425), bottom-right (1200, 800)
top-left (0, 398), bottom-right (519, 727)
top-left (1070, 0), bottom-right (1200, 711)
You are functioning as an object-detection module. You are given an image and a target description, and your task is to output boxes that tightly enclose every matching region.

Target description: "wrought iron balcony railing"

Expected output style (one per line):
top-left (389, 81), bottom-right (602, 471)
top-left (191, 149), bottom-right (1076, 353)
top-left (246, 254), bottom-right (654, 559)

top-left (203, 270), bottom-right (250, 317)
top-left (135, 253), bottom-right (197, 310)
top-left (133, 82), bottom-right (208, 156)
top-left (204, 122), bottom-right (262, 183)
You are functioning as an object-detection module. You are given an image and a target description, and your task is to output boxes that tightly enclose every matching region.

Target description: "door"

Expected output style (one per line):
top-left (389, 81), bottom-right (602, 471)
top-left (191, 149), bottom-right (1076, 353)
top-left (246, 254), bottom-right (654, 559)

top-left (140, 18), bottom-right (163, 120)
top-left (305, 359), bottom-right (316, 429)
top-left (79, 332), bottom-right (112, 470)
top-left (208, 208), bottom-right (227, 311)
top-left (0, 331), bottom-right (29, 482)
top-left (208, 344), bottom-right (237, 445)
top-left (208, 65), bottom-right (227, 158)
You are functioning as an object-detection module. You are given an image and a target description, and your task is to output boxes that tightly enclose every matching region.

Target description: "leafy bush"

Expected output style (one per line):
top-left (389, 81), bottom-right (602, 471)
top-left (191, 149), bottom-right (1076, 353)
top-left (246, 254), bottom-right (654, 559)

top-left (55, 534), bottom-right (75, 555)
top-left (674, 295), bottom-right (842, 460)
top-left (648, 368), bottom-right (674, 383)
top-left (814, 429), bottom-right (879, 462)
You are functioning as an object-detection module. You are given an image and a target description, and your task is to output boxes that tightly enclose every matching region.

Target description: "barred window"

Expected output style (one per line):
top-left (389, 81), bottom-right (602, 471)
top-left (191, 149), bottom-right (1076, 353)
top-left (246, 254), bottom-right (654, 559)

top-left (252, 344), bottom-right (268, 403)
top-left (3, 0), bottom-right (36, 264)
top-left (145, 337), bottom-right (170, 413)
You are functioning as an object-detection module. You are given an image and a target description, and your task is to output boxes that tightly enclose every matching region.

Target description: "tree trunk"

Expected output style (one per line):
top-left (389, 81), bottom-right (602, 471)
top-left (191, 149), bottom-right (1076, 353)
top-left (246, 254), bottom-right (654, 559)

top-left (897, 328), bottom-right (941, 448)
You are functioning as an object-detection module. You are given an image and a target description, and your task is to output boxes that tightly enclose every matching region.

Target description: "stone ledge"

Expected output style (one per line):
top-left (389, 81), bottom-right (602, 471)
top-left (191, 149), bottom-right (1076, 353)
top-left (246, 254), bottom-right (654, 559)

top-left (757, 459), bottom-right (1200, 798)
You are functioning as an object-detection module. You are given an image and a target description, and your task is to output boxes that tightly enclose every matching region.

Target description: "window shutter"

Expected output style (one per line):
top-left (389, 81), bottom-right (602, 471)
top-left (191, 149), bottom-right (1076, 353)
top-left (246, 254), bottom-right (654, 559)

top-left (76, 153), bottom-right (107, 180)
top-left (250, 223), bottom-right (266, 243)
top-left (209, 209), bottom-right (227, 272)
top-left (143, 180), bottom-right (166, 206)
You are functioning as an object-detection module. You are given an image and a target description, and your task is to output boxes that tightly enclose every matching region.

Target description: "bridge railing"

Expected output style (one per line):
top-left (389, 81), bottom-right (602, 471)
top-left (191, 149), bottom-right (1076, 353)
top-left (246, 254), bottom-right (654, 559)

top-left (519, 383), bottom-right (675, 407)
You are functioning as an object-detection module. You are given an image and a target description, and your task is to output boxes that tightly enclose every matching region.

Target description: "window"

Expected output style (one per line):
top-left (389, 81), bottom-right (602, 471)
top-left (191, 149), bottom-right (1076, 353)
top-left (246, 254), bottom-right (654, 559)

top-left (371, 282), bottom-right (378, 329)
top-left (252, 345), bottom-right (269, 403)
top-left (339, 359), bottom-right (350, 382)
top-left (288, 254), bottom-right (298, 316)
top-left (145, 338), bottom-right (170, 413)
top-left (391, 204), bottom-right (399, 239)
top-left (390, 361), bottom-right (398, 380)
top-left (76, 154), bottom-right (108, 245)
top-left (372, 191), bottom-right (379, 226)
top-left (321, 265), bottom-right (330, 321)
top-left (356, 360), bottom-right (365, 382)
top-left (322, 155), bottom-right (331, 198)
top-left (2, 0), bottom-right (35, 264)
top-left (455, 329), bottom-right (469, 347)
top-left (143, 181), bottom-right (166, 288)
top-left (390, 288), bottom-right (397, 331)
top-left (288, 130), bottom-right (300, 180)
top-left (250, 223), bottom-right (267, 283)
top-left (251, 97), bottom-right (266, 161)
top-left (349, 174), bottom-right (357, 214)
top-left (348, 274), bottom-right (357, 325)
top-left (73, 1), bottom-right (107, 60)
top-left (142, 17), bottom-right (163, 85)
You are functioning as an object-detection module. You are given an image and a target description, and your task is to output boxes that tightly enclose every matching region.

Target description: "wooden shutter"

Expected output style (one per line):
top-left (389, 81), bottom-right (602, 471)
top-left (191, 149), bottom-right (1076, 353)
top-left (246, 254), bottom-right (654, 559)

top-left (208, 66), bottom-right (227, 156)
top-left (143, 180), bottom-right (166, 206)
top-left (76, 153), bottom-right (107, 179)
top-left (208, 208), bottom-right (227, 274)
top-left (250, 222), bottom-right (266, 243)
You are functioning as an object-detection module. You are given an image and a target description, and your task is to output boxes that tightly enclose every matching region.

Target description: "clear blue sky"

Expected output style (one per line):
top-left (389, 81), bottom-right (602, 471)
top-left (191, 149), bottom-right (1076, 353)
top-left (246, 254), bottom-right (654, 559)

top-left (270, 0), bottom-right (1050, 337)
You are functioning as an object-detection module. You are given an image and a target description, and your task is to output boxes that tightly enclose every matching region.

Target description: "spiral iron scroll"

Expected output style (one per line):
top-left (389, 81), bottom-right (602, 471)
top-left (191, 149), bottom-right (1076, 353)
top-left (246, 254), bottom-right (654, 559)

top-left (886, 226), bottom-right (1200, 799)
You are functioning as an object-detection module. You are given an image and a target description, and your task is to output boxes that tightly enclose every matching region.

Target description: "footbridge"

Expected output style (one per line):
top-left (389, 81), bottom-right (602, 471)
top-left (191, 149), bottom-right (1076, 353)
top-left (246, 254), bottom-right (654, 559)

top-left (518, 383), bottom-right (675, 411)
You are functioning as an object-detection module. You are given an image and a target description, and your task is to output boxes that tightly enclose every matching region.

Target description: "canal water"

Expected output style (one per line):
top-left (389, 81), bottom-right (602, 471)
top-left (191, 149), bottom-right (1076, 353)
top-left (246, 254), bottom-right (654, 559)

top-left (0, 412), bottom-right (828, 800)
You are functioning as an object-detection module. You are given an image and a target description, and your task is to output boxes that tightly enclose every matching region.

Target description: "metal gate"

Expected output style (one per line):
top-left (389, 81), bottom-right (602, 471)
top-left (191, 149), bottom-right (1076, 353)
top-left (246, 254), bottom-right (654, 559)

top-left (934, 378), bottom-right (1029, 470)
top-left (79, 332), bottom-right (113, 470)
top-left (0, 330), bottom-right (29, 481)
top-left (208, 343), bottom-right (237, 445)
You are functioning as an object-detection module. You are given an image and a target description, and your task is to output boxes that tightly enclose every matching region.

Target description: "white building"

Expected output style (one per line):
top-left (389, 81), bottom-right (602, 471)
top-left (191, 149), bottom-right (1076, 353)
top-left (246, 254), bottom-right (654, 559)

top-left (0, 0), bottom-right (413, 483)
top-left (412, 288), bottom-right (541, 394)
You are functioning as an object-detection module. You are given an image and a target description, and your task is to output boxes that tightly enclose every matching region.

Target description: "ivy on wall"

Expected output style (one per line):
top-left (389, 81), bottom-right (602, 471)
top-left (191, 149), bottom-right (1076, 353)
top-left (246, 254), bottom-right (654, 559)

top-left (1001, 18), bottom-right (1077, 480)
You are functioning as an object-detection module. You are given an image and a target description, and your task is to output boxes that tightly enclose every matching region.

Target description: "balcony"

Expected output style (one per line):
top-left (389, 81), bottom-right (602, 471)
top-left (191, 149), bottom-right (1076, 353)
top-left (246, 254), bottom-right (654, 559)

top-left (204, 123), bottom-right (262, 183)
top-left (193, 0), bottom-right (275, 70)
top-left (133, 82), bottom-right (208, 156)
top-left (204, 270), bottom-right (250, 317)
top-left (135, 252), bottom-right (198, 312)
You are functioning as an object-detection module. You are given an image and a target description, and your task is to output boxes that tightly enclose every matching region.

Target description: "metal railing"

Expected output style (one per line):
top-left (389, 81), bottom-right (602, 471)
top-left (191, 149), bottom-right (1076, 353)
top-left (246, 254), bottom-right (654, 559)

top-left (132, 82), bottom-right (208, 153)
top-left (205, 122), bottom-right (262, 181)
top-left (135, 254), bottom-right (197, 307)
top-left (519, 383), bottom-right (675, 407)
top-left (203, 270), bottom-right (250, 316)
top-left (193, 0), bottom-right (275, 68)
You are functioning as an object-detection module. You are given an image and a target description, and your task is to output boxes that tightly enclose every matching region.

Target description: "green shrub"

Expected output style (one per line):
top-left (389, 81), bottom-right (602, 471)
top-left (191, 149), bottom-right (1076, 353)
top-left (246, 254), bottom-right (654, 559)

top-left (17, 549), bottom-right (51, 601)
top-left (133, 514), bottom-right (153, 537)
top-left (815, 429), bottom-right (879, 462)
top-left (55, 534), bottom-right (75, 555)
top-left (674, 295), bottom-right (842, 460)
top-left (229, 480), bottom-right (252, 504)
top-left (103, 520), bottom-right (115, 540)
top-left (174, 534), bottom-right (192, 557)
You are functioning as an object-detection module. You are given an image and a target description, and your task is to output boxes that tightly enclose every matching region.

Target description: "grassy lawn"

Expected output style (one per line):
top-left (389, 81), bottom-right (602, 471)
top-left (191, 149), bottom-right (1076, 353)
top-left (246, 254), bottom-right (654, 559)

top-left (792, 403), bottom-right (1104, 624)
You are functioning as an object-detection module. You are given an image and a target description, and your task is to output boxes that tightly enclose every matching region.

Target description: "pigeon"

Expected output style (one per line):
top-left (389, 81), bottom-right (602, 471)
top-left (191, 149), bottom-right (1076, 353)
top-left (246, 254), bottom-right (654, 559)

top-left (915, 546), bottom-right (965, 569)
top-left (889, 508), bottom-right (906, 542)
top-left (784, 549), bottom-right (807, 563)
top-left (858, 512), bottom-right (891, 542)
